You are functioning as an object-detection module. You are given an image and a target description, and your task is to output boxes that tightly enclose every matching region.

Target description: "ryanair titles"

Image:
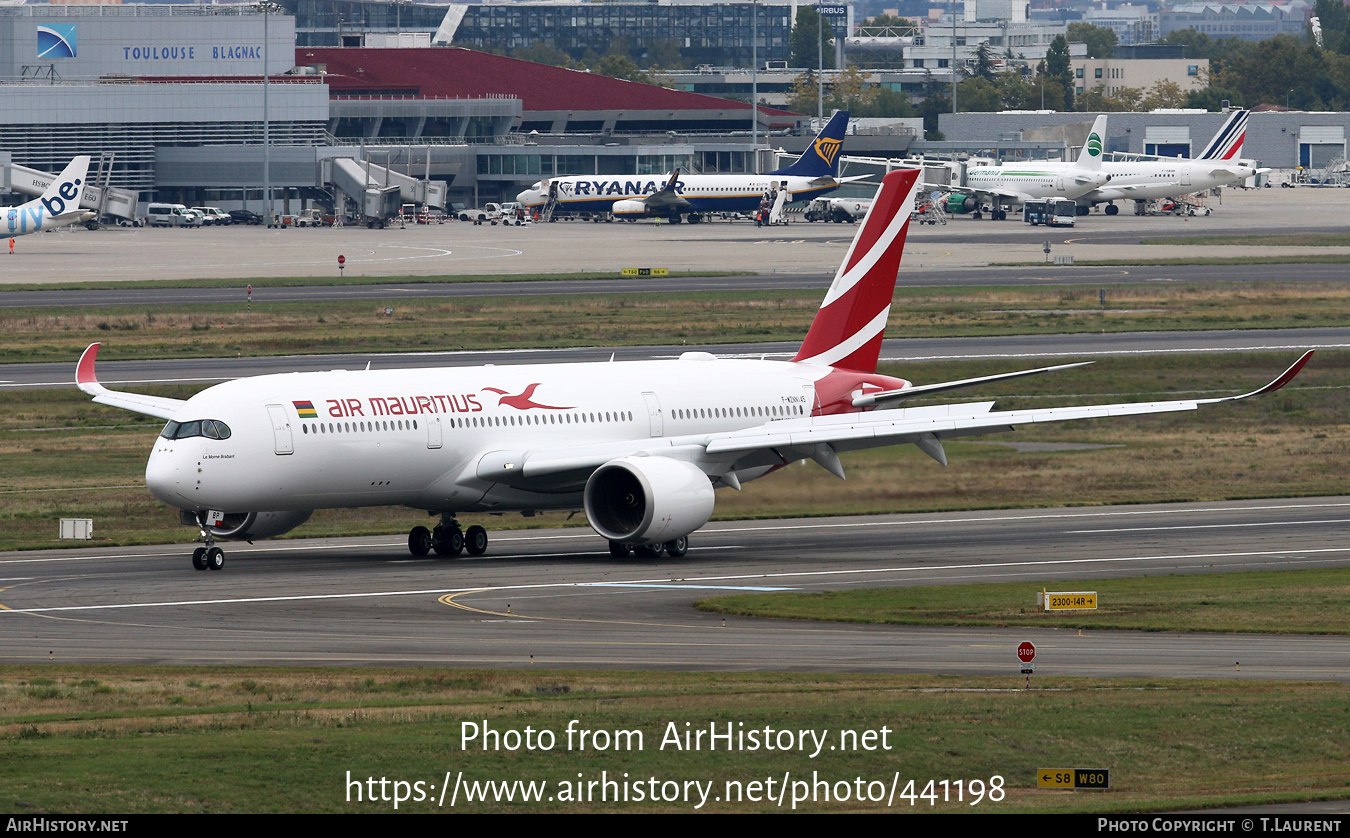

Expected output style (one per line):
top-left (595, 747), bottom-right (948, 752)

top-left (560, 180), bottom-right (678, 198)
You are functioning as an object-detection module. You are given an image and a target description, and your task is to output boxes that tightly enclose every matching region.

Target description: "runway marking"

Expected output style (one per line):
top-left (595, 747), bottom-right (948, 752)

top-left (439, 589), bottom-right (760, 629)
top-left (6, 545), bottom-right (1350, 615)
top-left (703, 501), bottom-right (1350, 534)
top-left (879, 343), bottom-right (1350, 362)
top-left (1067, 518), bottom-right (1350, 534)
top-left (584, 583), bottom-right (792, 591)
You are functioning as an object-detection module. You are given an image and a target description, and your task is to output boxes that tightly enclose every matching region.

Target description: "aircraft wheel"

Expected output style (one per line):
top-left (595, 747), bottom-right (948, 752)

top-left (192, 547), bottom-right (207, 571)
top-left (972, 211), bottom-right (982, 219)
top-left (465, 525), bottom-right (488, 556)
top-left (609, 540), bottom-right (634, 558)
top-left (1076, 205), bottom-right (1089, 216)
top-left (433, 525), bottom-right (464, 557)
top-left (409, 526), bottom-right (432, 557)
top-left (663, 536), bottom-right (688, 558)
top-left (205, 547), bottom-right (225, 571)
top-left (634, 544), bottom-right (662, 559)
top-left (1104, 204), bottom-right (1119, 216)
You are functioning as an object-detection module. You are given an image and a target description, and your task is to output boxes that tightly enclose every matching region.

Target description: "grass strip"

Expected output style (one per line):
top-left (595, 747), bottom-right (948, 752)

top-left (991, 254), bottom-right (1350, 267)
top-left (1139, 234), bottom-right (1350, 247)
top-left (1, 666), bottom-right (1347, 813)
top-left (3, 281), bottom-right (1350, 363)
top-left (694, 568), bottom-right (1350, 635)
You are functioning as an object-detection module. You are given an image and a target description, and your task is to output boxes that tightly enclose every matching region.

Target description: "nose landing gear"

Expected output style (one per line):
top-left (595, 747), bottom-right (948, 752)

top-left (190, 514), bottom-right (225, 571)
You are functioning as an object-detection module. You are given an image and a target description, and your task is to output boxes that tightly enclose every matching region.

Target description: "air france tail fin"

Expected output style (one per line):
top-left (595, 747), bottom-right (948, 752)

top-left (38, 155), bottom-right (90, 216)
top-left (1074, 115), bottom-right (1109, 169)
top-left (1197, 110), bottom-right (1249, 160)
top-left (791, 168), bottom-right (919, 373)
top-left (770, 111), bottom-right (850, 179)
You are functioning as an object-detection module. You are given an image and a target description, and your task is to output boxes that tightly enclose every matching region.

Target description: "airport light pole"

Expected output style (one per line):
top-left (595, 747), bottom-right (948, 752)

top-left (256, 2), bottom-right (282, 226)
top-left (751, 0), bottom-right (757, 148)
top-left (951, 0), bottom-right (958, 119)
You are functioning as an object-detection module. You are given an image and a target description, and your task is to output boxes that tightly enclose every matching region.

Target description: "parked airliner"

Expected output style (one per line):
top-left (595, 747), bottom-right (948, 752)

top-left (5, 156), bottom-right (94, 236)
top-left (514, 111), bottom-right (864, 223)
top-left (76, 168), bottom-right (1312, 570)
top-left (977, 110), bottom-right (1257, 216)
top-left (940, 115), bottom-right (1111, 220)
top-left (1074, 109), bottom-right (1260, 214)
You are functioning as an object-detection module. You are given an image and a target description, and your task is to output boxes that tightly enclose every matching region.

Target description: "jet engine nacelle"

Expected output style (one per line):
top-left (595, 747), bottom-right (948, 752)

top-left (584, 456), bottom-right (715, 545)
top-left (946, 194), bottom-right (977, 214)
top-left (180, 510), bottom-right (314, 541)
top-left (611, 199), bottom-right (648, 218)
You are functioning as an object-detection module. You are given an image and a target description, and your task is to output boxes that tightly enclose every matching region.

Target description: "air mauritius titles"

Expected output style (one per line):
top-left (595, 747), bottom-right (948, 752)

top-left (307, 394), bottom-right (485, 419)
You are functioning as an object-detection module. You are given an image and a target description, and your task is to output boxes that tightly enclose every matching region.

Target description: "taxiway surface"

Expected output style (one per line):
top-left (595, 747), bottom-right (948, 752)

top-left (3, 497), bottom-right (1348, 680)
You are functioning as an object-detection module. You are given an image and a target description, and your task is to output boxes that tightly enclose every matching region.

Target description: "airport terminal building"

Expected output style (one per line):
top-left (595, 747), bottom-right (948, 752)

top-left (0, 3), bottom-right (805, 212)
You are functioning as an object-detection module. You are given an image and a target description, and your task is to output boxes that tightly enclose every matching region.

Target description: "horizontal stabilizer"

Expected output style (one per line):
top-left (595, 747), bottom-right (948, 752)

top-left (854, 362), bottom-right (1093, 408)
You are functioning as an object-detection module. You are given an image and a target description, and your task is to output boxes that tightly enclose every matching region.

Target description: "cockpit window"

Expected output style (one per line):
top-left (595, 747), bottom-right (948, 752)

top-left (160, 420), bottom-right (231, 441)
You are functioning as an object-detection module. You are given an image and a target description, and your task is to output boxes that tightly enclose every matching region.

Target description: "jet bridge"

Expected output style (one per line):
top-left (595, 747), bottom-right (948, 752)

top-left (326, 155), bottom-right (446, 226)
top-left (4, 155), bottom-right (139, 222)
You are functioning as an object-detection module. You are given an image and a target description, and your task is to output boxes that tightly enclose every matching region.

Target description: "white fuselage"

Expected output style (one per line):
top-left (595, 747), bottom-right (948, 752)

top-left (963, 165), bottom-right (1109, 204)
top-left (515, 174), bottom-right (838, 216)
top-left (1019, 159), bottom-right (1258, 204)
top-left (145, 356), bottom-right (843, 515)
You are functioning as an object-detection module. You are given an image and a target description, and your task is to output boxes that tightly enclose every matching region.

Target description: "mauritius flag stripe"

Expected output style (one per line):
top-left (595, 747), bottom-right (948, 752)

top-left (293, 400), bottom-right (318, 418)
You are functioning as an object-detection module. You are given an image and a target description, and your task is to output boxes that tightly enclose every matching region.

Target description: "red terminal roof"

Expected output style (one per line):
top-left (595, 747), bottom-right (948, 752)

top-left (296, 46), bottom-right (798, 121)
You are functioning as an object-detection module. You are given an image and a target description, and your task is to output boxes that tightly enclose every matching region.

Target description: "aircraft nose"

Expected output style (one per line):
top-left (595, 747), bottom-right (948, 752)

top-left (145, 445), bottom-right (189, 507)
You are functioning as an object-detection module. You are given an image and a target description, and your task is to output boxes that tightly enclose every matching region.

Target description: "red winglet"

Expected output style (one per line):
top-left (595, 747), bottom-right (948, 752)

top-left (1248, 349), bottom-right (1314, 398)
top-left (1202, 350), bottom-right (1314, 404)
top-left (76, 342), bottom-right (102, 387)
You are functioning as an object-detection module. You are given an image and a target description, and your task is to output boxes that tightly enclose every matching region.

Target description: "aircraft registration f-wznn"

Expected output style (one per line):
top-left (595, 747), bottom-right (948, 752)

top-left (76, 169), bottom-right (1312, 571)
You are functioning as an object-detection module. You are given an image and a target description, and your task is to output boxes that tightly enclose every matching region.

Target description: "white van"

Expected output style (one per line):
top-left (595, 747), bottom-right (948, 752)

top-left (146, 203), bottom-right (200, 228)
top-left (190, 207), bottom-right (231, 226)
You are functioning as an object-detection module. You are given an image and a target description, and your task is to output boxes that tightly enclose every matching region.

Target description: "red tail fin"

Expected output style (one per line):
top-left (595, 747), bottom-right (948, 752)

top-left (791, 168), bottom-right (919, 372)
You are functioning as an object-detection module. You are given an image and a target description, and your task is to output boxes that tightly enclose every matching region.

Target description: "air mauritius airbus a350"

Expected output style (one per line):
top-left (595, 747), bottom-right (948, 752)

top-left (76, 169), bottom-right (1311, 570)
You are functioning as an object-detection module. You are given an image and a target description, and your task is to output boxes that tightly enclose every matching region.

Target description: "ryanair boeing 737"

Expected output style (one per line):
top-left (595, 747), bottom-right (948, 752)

top-left (515, 111), bottom-right (864, 223)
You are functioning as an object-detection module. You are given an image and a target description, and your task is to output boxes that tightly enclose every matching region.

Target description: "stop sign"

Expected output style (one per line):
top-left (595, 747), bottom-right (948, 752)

top-left (1018, 641), bottom-right (1036, 664)
top-left (337, 255), bottom-right (346, 266)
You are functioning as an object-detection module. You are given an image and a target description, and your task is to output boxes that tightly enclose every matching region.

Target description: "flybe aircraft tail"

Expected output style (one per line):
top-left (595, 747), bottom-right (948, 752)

top-left (791, 167), bottom-right (919, 373)
top-left (38, 155), bottom-right (91, 217)
top-left (1073, 115), bottom-right (1109, 169)
top-left (770, 110), bottom-right (850, 179)
top-left (1197, 110), bottom-right (1249, 160)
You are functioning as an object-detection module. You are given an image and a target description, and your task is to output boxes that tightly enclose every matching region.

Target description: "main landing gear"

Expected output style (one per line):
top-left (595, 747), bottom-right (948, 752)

top-left (190, 513), bottom-right (225, 571)
top-left (409, 515), bottom-right (488, 558)
top-left (608, 535), bottom-right (688, 559)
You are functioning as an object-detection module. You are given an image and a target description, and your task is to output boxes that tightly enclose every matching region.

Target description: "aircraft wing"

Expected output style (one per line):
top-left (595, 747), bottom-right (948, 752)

top-left (818, 175), bottom-right (872, 186)
top-left (487, 352), bottom-right (1313, 482)
top-left (638, 169), bottom-right (692, 212)
top-left (930, 183), bottom-right (1030, 203)
top-left (75, 343), bottom-right (187, 420)
top-left (703, 351), bottom-right (1313, 463)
